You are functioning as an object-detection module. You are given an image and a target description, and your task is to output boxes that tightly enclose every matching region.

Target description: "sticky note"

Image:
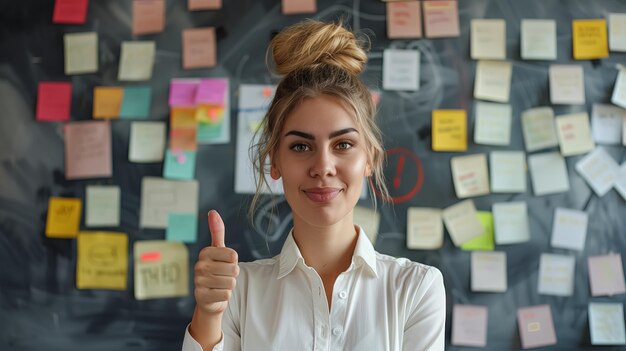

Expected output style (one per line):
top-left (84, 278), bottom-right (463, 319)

top-left (182, 27), bottom-right (216, 69)
top-left (551, 208), bottom-right (588, 251)
top-left (461, 212), bottom-right (494, 251)
top-left (549, 64), bottom-right (585, 104)
top-left (64, 121), bottom-right (112, 179)
top-left (36, 82), bottom-right (72, 122)
top-left (169, 79), bottom-right (199, 107)
top-left (471, 19), bottom-right (506, 60)
top-left (588, 253), bottom-right (626, 296)
top-left (521, 107), bottom-right (559, 152)
top-left (616, 162), bottom-right (626, 200)
top-left (406, 207), bottom-right (443, 249)
top-left (93, 86), bottom-right (123, 119)
top-left (120, 86), bottom-right (152, 119)
top-left (46, 197), bottom-right (82, 238)
top-left (575, 147), bottom-right (620, 196)
top-left (77, 231), bottom-right (128, 290)
top-left (474, 60), bottom-right (512, 103)
top-left (163, 150), bottom-right (196, 180)
top-left (521, 19), bottom-right (557, 60)
top-left (132, 0), bottom-right (164, 36)
top-left (432, 109), bottom-right (466, 151)
top-left (591, 104), bottom-right (624, 144)
top-left (282, 0), bottom-right (316, 14)
top-left (538, 253), bottom-right (575, 296)
top-left (556, 112), bottom-right (595, 156)
top-left (573, 19), bottom-right (609, 60)
top-left (492, 201), bottom-right (530, 245)
top-left (450, 153), bottom-right (490, 198)
top-left (589, 303), bottom-right (626, 345)
top-left (139, 177), bottom-right (199, 229)
top-left (517, 305), bottom-right (557, 349)
top-left (490, 151), bottom-right (526, 193)
top-left (53, 0), bottom-right (88, 25)
top-left (612, 69), bottom-right (626, 109)
top-left (609, 13), bottom-right (626, 52)
top-left (166, 213), bottom-right (198, 243)
top-left (423, 0), bottom-right (459, 39)
top-left (118, 41), bottom-right (155, 81)
top-left (196, 105), bottom-right (224, 124)
top-left (451, 305), bottom-right (488, 347)
top-left (134, 241), bottom-right (189, 299)
top-left (188, 0), bottom-right (221, 10)
top-left (383, 49), bottom-right (420, 91)
top-left (64, 32), bottom-right (98, 75)
top-left (129, 122), bottom-right (166, 163)
top-left (354, 206), bottom-right (380, 244)
top-left (85, 185), bottom-right (120, 227)
top-left (528, 152), bottom-right (570, 196)
top-left (471, 251), bottom-right (506, 292)
top-left (386, 1), bottom-right (422, 39)
top-left (196, 78), bottom-right (227, 105)
top-left (442, 200), bottom-right (484, 247)
top-left (170, 128), bottom-right (198, 151)
top-left (171, 107), bottom-right (197, 128)
top-left (474, 101), bottom-right (512, 145)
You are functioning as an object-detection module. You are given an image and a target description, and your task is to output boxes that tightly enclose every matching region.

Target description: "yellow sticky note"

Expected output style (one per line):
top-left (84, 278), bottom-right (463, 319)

top-left (93, 87), bottom-right (123, 119)
top-left (432, 109), bottom-right (467, 151)
top-left (171, 107), bottom-right (197, 129)
top-left (572, 19), bottom-right (609, 60)
top-left (46, 197), bottom-right (82, 238)
top-left (462, 212), bottom-right (495, 251)
top-left (134, 241), bottom-right (189, 300)
top-left (195, 105), bottom-right (224, 124)
top-left (77, 231), bottom-right (128, 290)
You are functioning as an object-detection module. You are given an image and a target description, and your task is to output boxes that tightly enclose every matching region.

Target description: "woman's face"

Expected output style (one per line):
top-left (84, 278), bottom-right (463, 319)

top-left (271, 95), bottom-right (371, 228)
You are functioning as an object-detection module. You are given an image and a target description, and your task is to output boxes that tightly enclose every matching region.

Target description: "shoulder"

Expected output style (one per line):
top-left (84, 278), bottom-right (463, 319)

top-left (236, 256), bottom-right (280, 280)
top-left (375, 252), bottom-right (444, 292)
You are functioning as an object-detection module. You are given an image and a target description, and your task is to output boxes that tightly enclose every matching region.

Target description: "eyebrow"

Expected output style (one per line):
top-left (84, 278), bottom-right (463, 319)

top-left (284, 128), bottom-right (359, 140)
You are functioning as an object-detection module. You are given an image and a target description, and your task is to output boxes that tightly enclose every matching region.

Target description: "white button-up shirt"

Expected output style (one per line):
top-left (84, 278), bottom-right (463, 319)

top-left (182, 228), bottom-right (446, 351)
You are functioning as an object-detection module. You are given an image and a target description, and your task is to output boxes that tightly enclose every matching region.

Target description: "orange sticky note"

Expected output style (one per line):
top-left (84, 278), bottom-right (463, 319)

top-left (133, 0), bottom-right (165, 36)
top-left (182, 27), bottom-right (216, 69)
top-left (46, 197), bottom-right (82, 238)
top-left (188, 0), bottom-right (221, 10)
top-left (432, 109), bottom-right (467, 152)
top-left (423, 0), bottom-right (460, 38)
top-left (93, 87), bottom-right (123, 119)
top-left (387, 1), bottom-right (422, 39)
top-left (53, 0), bottom-right (89, 24)
top-left (572, 19), bottom-right (609, 60)
top-left (282, 0), bottom-right (316, 15)
top-left (36, 82), bottom-right (72, 122)
top-left (170, 128), bottom-right (198, 151)
top-left (64, 121), bottom-right (112, 179)
top-left (171, 107), bottom-right (198, 128)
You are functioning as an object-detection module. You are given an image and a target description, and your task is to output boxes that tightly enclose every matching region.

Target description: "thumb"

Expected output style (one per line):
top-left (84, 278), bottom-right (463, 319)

top-left (208, 210), bottom-right (225, 248)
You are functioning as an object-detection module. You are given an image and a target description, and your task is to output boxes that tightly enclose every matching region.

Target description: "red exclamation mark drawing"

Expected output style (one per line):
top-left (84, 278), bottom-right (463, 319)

top-left (393, 155), bottom-right (405, 189)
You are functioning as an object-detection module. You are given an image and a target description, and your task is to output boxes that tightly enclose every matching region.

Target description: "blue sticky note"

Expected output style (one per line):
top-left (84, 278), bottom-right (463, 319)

top-left (166, 213), bottom-right (197, 243)
top-left (163, 150), bottom-right (196, 180)
top-left (120, 86), bottom-right (151, 118)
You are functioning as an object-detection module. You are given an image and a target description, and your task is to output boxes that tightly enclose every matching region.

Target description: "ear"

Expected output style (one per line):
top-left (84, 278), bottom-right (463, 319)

top-left (364, 162), bottom-right (372, 177)
top-left (270, 150), bottom-right (281, 180)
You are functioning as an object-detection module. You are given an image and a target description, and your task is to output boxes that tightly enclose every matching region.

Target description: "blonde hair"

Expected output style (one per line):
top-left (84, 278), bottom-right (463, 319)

top-left (249, 20), bottom-right (390, 222)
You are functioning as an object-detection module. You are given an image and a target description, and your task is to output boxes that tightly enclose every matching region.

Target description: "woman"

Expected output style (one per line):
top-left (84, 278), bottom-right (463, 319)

top-left (183, 20), bottom-right (445, 351)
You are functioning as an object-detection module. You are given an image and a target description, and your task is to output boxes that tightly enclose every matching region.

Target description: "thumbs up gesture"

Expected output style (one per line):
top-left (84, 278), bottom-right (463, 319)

top-left (194, 210), bottom-right (239, 315)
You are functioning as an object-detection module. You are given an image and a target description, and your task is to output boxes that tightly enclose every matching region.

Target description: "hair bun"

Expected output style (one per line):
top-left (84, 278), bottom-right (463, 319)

top-left (269, 20), bottom-right (368, 76)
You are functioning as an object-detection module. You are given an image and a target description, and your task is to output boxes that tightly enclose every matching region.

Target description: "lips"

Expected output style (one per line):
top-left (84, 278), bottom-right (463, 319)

top-left (303, 187), bottom-right (342, 203)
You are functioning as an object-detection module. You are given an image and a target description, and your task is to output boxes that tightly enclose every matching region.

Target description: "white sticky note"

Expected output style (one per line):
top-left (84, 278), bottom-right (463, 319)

top-left (615, 162), bottom-right (626, 200)
top-left (442, 200), bottom-right (484, 247)
top-left (492, 201), bottom-right (530, 245)
top-left (556, 112), bottom-right (595, 156)
top-left (451, 154), bottom-right (490, 198)
top-left (474, 60), bottom-right (512, 103)
top-left (592, 104), bottom-right (624, 144)
top-left (528, 152), bottom-right (570, 196)
top-left (134, 241), bottom-right (189, 300)
top-left (549, 65), bottom-right (585, 105)
top-left (623, 114), bottom-right (626, 146)
top-left (588, 253), bottom-right (626, 296)
top-left (490, 151), bottom-right (526, 193)
top-left (451, 305), bottom-right (488, 347)
top-left (118, 41), bottom-right (156, 81)
top-left (474, 101), bottom-right (512, 145)
top-left (471, 19), bottom-right (506, 60)
top-left (521, 107), bottom-right (559, 152)
top-left (139, 177), bottom-right (198, 229)
top-left (129, 122), bottom-right (166, 163)
top-left (551, 208), bottom-right (588, 251)
top-left (521, 19), bottom-right (557, 60)
top-left (575, 147), bottom-right (620, 196)
top-left (538, 253), bottom-right (575, 296)
top-left (354, 206), bottom-right (380, 245)
top-left (471, 251), bottom-right (507, 292)
top-left (612, 69), bottom-right (626, 109)
top-left (407, 207), bottom-right (443, 249)
top-left (609, 13), bottom-right (626, 52)
top-left (589, 303), bottom-right (626, 345)
top-left (64, 32), bottom-right (98, 75)
top-left (85, 185), bottom-right (120, 227)
top-left (383, 49), bottom-right (420, 91)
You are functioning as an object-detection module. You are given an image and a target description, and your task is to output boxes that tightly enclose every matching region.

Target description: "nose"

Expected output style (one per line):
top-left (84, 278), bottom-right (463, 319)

top-left (309, 149), bottom-right (336, 178)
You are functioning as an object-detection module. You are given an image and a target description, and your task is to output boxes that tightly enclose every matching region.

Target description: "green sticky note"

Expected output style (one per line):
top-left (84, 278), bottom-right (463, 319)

top-left (461, 211), bottom-right (495, 251)
top-left (163, 150), bottom-right (196, 180)
top-left (166, 213), bottom-right (197, 243)
top-left (197, 121), bottom-right (224, 143)
top-left (120, 86), bottom-right (151, 118)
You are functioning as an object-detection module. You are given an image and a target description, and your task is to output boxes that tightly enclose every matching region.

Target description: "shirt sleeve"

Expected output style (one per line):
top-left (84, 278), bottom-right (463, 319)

top-left (181, 326), bottom-right (223, 351)
top-left (180, 302), bottom-right (240, 351)
top-left (402, 266), bottom-right (446, 351)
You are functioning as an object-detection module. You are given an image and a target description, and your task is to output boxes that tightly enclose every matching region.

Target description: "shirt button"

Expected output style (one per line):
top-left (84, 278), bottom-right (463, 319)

top-left (338, 291), bottom-right (347, 299)
top-left (332, 327), bottom-right (342, 336)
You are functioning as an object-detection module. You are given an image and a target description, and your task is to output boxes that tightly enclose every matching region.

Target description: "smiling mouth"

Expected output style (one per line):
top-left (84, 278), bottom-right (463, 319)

top-left (303, 188), bottom-right (342, 203)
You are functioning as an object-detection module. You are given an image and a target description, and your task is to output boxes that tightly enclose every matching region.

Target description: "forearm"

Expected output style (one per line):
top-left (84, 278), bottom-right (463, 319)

top-left (189, 306), bottom-right (224, 351)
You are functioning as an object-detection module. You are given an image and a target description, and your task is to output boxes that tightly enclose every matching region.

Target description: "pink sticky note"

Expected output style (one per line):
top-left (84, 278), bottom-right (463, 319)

top-left (133, 0), bottom-right (165, 36)
top-left (517, 305), bottom-right (557, 349)
top-left (64, 121), bottom-right (112, 180)
top-left (282, 0), bottom-right (316, 14)
top-left (188, 0), bottom-right (221, 10)
top-left (196, 79), bottom-right (227, 105)
top-left (182, 27), bottom-right (216, 69)
top-left (588, 254), bottom-right (626, 296)
top-left (423, 0), bottom-right (460, 38)
top-left (451, 305), bottom-right (488, 347)
top-left (386, 1), bottom-right (422, 39)
top-left (169, 80), bottom-right (199, 107)
top-left (37, 82), bottom-right (72, 121)
top-left (53, 0), bottom-right (89, 24)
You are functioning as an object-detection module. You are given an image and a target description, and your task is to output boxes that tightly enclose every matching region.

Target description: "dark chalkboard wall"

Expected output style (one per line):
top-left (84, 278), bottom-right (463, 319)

top-left (1, 0), bottom-right (625, 350)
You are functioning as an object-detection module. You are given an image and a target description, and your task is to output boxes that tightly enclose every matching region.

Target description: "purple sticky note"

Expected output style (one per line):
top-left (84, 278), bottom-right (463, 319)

top-left (451, 305), bottom-right (488, 347)
top-left (517, 305), bottom-right (557, 349)
top-left (195, 78), bottom-right (227, 105)
top-left (169, 80), bottom-right (199, 107)
top-left (588, 253), bottom-right (626, 296)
